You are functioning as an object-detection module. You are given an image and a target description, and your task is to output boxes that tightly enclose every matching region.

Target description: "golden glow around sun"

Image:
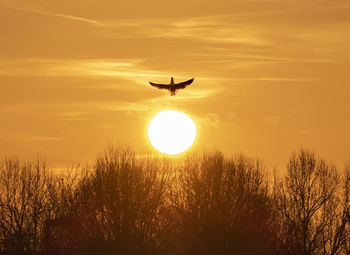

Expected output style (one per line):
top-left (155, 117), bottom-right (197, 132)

top-left (148, 110), bottom-right (196, 155)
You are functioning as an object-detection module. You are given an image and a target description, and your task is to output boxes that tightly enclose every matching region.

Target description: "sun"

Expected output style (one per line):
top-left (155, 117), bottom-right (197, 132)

top-left (148, 110), bottom-right (196, 155)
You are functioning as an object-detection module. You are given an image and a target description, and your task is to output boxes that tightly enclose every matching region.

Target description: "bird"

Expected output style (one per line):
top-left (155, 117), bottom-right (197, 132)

top-left (149, 77), bottom-right (194, 96)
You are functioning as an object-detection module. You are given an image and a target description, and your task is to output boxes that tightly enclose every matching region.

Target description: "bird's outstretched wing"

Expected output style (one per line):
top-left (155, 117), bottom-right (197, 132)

top-left (149, 82), bottom-right (170, 90)
top-left (174, 78), bottom-right (194, 90)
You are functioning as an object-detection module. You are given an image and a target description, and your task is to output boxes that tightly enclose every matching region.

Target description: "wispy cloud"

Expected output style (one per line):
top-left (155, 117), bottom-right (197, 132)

top-left (97, 16), bottom-right (266, 45)
top-left (0, 58), bottom-right (190, 80)
top-left (154, 19), bottom-right (266, 45)
top-left (0, 58), bottom-right (216, 93)
top-left (185, 48), bottom-right (330, 64)
top-left (52, 59), bottom-right (169, 80)
top-left (0, 58), bottom-right (152, 78)
top-left (1, 0), bottom-right (100, 25)
top-left (245, 77), bottom-right (321, 82)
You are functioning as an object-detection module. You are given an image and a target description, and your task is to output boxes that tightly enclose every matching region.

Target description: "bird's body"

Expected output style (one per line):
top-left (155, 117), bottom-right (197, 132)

top-left (149, 77), bottom-right (194, 96)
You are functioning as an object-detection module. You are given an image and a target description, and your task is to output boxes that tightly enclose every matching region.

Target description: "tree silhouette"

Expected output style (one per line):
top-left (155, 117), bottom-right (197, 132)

top-left (0, 146), bottom-right (349, 255)
top-left (273, 149), bottom-right (349, 255)
top-left (42, 145), bottom-right (170, 255)
top-left (0, 158), bottom-right (51, 254)
top-left (169, 151), bottom-right (279, 255)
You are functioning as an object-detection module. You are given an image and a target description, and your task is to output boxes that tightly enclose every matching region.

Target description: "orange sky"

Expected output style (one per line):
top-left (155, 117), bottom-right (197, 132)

top-left (0, 0), bottom-right (349, 168)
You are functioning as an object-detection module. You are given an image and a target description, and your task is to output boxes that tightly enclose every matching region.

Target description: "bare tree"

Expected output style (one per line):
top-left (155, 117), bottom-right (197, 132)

top-left (339, 163), bottom-right (350, 254)
top-left (42, 144), bottom-right (170, 255)
top-left (41, 165), bottom-right (83, 255)
top-left (0, 158), bottom-right (51, 254)
top-left (273, 149), bottom-right (349, 255)
top-left (1, 146), bottom-right (349, 255)
top-left (170, 151), bottom-right (277, 255)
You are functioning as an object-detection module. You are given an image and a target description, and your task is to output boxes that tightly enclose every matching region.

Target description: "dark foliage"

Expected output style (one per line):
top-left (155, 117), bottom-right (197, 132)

top-left (0, 146), bottom-right (349, 255)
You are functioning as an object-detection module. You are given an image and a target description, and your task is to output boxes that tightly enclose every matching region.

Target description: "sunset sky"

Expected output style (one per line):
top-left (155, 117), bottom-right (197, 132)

top-left (1, 0), bottom-right (349, 168)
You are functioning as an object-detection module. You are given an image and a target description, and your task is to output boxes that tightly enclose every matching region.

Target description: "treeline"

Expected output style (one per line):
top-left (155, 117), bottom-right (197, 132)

top-left (0, 145), bottom-right (349, 255)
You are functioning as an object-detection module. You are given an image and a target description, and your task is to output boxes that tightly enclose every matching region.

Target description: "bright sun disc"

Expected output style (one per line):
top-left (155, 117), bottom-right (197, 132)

top-left (148, 110), bottom-right (196, 155)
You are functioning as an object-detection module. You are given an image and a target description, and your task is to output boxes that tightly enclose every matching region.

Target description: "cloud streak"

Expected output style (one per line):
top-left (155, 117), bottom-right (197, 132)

top-left (0, 58), bottom-right (216, 88)
top-left (0, 58), bottom-right (185, 80)
top-left (1, 0), bottom-right (101, 25)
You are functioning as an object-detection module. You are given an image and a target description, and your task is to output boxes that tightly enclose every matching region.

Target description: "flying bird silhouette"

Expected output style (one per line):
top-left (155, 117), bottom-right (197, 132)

top-left (149, 77), bottom-right (194, 96)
